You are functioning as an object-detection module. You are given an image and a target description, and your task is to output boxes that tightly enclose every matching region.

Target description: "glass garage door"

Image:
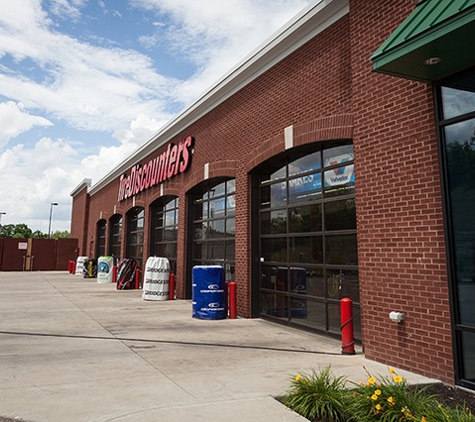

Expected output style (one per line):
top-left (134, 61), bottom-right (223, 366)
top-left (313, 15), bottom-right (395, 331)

top-left (257, 142), bottom-right (360, 338)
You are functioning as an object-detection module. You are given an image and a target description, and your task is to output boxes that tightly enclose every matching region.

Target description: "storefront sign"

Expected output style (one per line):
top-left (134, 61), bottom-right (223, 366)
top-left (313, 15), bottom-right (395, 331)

top-left (117, 136), bottom-right (194, 201)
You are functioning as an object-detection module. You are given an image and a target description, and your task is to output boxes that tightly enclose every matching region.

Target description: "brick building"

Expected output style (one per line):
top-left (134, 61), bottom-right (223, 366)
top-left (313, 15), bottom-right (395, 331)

top-left (71, 0), bottom-right (475, 390)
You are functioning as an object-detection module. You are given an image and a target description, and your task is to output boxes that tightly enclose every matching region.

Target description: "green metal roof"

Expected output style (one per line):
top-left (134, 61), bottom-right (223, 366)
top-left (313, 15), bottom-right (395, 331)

top-left (371, 0), bottom-right (475, 82)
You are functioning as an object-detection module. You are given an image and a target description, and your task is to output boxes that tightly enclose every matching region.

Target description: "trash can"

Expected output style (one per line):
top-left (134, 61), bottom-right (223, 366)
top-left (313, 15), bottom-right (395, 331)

top-left (142, 256), bottom-right (170, 301)
top-left (192, 265), bottom-right (227, 320)
top-left (97, 256), bottom-right (114, 283)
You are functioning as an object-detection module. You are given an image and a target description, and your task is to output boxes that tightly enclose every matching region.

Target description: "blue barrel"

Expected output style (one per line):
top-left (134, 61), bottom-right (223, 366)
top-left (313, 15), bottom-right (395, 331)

top-left (192, 266), bottom-right (227, 320)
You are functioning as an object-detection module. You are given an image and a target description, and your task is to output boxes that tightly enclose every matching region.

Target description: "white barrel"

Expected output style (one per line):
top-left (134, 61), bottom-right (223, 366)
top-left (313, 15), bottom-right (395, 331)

top-left (97, 256), bottom-right (114, 283)
top-left (142, 257), bottom-right (170, 301)
top-left (75, 256), bottom-right (88, 276)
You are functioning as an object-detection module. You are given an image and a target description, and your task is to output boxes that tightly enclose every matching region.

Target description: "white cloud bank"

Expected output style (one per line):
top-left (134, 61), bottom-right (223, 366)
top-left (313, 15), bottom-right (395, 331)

top-left (0, 0), bottom-right (312, 232)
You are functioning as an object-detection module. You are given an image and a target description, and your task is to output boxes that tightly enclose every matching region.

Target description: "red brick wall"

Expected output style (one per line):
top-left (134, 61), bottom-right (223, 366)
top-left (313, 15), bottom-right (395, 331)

top-left (349, 0), bottom-right (453, 383)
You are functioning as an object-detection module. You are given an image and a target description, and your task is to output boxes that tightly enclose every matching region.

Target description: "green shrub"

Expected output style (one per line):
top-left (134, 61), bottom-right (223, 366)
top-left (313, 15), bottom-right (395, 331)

top-left (282, 366), bottom-right (350, 421)
top-left (283, 366), bottom-right (475, 422)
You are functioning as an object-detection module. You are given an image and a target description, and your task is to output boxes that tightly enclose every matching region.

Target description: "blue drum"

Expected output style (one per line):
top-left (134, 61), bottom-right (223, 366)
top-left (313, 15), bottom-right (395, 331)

top-left (192, 266), bottom-right (227, 320)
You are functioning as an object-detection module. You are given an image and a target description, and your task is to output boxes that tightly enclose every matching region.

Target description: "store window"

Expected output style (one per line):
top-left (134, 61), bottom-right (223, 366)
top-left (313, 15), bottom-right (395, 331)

top-left (255, 141), bottom-right (359, 337)
top-left (438, 69), bottom-right (475, 389)
top-left (126, 207), bottom-right (144, 269)
top-left (150, 196), bottom-right (179, 274)
top-left (189, 178), bottom-right (236, 290)
top-left (109, 214), bottom-right (122, 260)
top-left (96, 219), bottom-right (106, 258)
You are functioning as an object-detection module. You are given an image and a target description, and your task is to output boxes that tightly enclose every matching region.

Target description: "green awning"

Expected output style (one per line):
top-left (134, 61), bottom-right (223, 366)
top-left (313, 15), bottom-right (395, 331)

top-left (371, 0), bottom-right (475, 82)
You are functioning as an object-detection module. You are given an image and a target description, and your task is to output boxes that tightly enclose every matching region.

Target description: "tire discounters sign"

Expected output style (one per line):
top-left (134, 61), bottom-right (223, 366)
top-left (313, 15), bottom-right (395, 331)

top-left (118, 136), bottom-right (194, 201)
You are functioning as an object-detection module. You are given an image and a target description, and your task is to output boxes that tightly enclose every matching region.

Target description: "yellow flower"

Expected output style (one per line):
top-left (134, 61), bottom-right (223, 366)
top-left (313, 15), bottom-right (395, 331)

top-left (375, 404), bottom-right (382, 411)
top-left (387, 396), bottom-right (395, 406)
top-left (375, 389), bottom-right (381, 396)
top-left (371, 394), bottom-right (378, 401)
top-left (389, 367), bottom-right (395, 374)
top-left (401, 407), bottom-right (407, 413)
top-left (422, 417), bottom-right (427, 422)
top-left (368, 377), bottom-right (376, 385)
top-left (295, 375), bottom-right (302, 382)
top-left (394, 375), bottom-right (403, 383)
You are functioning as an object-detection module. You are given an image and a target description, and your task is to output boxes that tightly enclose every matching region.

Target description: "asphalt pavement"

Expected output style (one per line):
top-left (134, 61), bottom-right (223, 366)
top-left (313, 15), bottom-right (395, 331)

top-left (0, 271), bottom-right (437, 422)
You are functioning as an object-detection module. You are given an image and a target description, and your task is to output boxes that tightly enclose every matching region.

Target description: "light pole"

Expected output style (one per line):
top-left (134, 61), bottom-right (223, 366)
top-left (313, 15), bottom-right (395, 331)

top-left (0, 212), bottom-right (5, 235)
top-left (48, 203), bottom-right (58, 238)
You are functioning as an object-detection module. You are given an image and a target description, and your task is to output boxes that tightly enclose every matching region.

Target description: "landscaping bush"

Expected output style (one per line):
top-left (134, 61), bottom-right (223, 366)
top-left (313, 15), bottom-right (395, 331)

top-left (283, 366), bottom-right (475, 422)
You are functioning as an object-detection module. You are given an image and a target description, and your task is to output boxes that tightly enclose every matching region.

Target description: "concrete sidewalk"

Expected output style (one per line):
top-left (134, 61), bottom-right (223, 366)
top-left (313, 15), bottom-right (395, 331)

top-left (0, 272), bottom-right (437, 422)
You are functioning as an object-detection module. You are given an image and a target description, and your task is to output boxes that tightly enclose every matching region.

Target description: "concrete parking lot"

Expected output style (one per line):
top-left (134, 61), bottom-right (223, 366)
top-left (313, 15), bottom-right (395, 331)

top-left (0, 271), bottom-right (436, 421)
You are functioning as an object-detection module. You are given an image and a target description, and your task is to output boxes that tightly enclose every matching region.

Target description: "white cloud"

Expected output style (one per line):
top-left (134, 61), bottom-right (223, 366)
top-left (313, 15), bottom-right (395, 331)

top-left (0, 137), bottom-right (79, 232)
top-left (0, 0), bottom-right (313, 233)
top-left (131, 0), bottom-right (313, 103)
top-left (49, 0), bottom-right (87, 21)
top-left (0, 0), bottom-right (180, 135)
top-left (0, 101), bottom-right (52, 148)
top-left (0, 115), bottom-right (166, 233)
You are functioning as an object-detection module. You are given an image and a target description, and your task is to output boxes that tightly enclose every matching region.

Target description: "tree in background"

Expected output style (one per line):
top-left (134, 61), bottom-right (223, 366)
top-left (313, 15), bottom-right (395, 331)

top-left (50, 230), bottom-right (70, 239)
top-left (0, 224), bottom-right (69, 239)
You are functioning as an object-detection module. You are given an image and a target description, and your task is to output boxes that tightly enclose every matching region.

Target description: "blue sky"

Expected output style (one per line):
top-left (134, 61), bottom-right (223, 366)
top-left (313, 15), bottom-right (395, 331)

top-left (0, 0), bottom-right (313, 233)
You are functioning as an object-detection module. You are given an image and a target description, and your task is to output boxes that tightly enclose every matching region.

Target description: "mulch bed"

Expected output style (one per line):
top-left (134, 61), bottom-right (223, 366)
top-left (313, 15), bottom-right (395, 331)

top-left (420, 383), bottom-right (475, 414)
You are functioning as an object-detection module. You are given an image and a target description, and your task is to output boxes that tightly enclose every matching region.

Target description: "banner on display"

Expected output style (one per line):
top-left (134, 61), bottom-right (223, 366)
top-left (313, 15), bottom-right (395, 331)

top-left (142, 256), bottom-right (170, 301)
top-left (117, 136), bottom-right (194, 202)
top-left (278, 153), bottom-right (354, 197)
top-left (97, 256), bottom-right (114, 283)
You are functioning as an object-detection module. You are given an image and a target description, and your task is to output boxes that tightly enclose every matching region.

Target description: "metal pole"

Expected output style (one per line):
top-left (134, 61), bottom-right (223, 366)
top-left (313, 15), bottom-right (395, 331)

top-left (48, 203), bottom-right (58, 238)
top-left (0, 212), bottom-right (5, 234)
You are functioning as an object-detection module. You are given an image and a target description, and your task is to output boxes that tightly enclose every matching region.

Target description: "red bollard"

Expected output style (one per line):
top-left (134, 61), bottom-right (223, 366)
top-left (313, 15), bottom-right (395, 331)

top-left (68, 260), bottom-right (72, 273)
top-left (134, 268), bottom-right (141, 290)
top-left (71, 260), bottom-right (76, 274)
top-left (229, 281), bottom-right (237, 319)
top-left (340, 297), bottom-right (355, 355)
top-left (169, 274), bottom-right (175, 300)
top-left (112, 266), bottom-right (117, 283)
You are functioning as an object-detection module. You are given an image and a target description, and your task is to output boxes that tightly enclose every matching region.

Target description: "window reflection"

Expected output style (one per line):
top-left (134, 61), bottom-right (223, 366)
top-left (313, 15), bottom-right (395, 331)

top-left (444, 119), bottom-right (475, 325)
top-left (289, 152), bottom-right (321, 176)
top-left (441, 73), bottom-right (475, 120)
top-left (289, 204), bottom-right (322, 233)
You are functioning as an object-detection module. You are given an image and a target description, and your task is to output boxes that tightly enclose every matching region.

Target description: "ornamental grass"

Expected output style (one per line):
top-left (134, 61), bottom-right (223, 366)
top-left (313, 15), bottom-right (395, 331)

top-left (283, 366), bottom-right (475, 422)
top-left (282, 366), bottom-right (349, 422)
